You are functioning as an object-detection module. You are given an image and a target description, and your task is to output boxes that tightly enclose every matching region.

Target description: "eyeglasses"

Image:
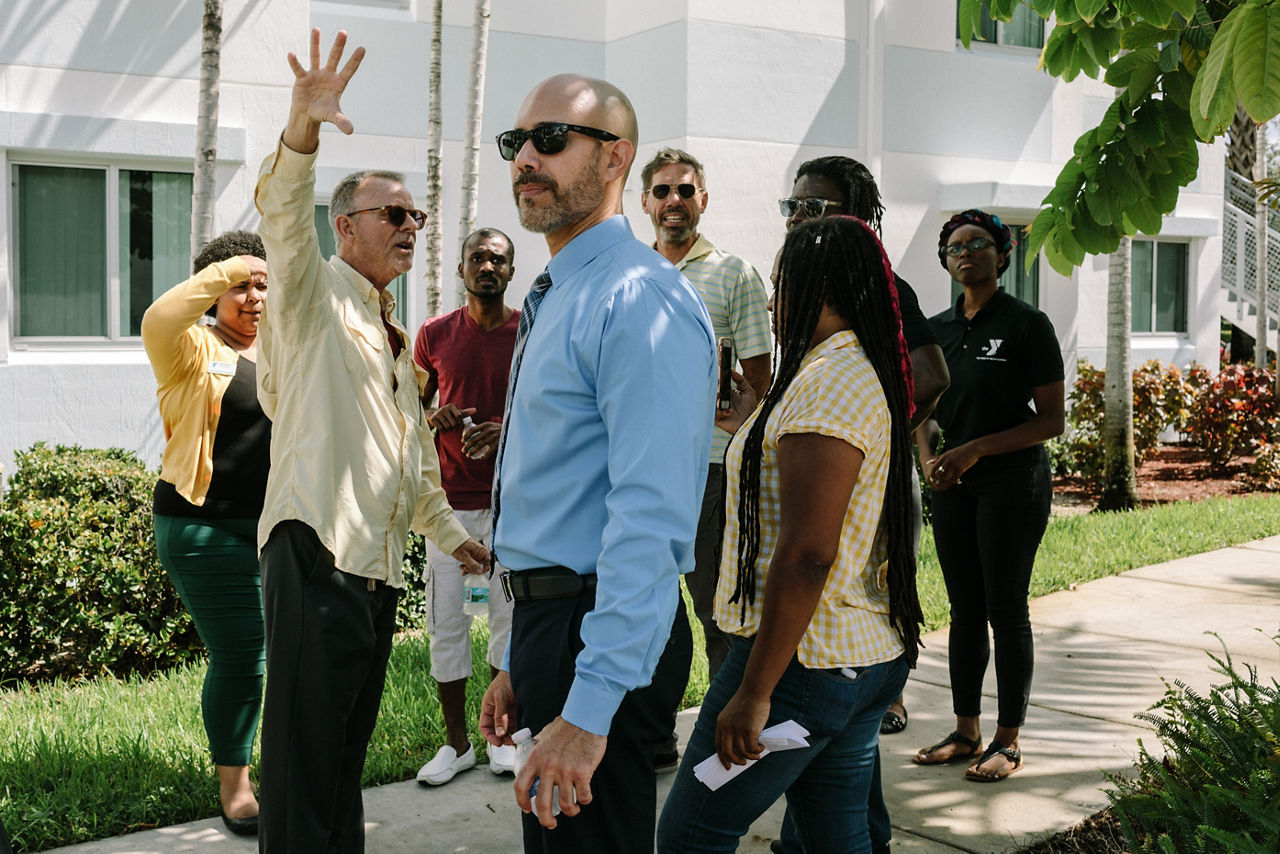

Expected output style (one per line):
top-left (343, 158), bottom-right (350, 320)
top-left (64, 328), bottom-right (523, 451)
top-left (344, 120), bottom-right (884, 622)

top-left (346, 205), bottom-right (427, 228)
top-left (494, 123), bottom-right (621, 161)
top-left (778, 197), bottom-right (843, 219)
top-left (943, 237), bottom-right (995, 256)
top-left (647, 183), bottom-right (701, 200)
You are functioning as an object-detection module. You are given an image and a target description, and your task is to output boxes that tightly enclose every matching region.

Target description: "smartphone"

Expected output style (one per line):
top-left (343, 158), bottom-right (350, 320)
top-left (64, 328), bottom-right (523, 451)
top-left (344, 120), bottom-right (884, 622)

top-left (717, 337), bottom-right (734, 410)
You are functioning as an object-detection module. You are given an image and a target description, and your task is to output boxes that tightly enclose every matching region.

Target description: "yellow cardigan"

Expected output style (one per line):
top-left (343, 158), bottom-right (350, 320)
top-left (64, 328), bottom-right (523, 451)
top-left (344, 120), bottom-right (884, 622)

top-left (141, 257), bottom-right (253, 507)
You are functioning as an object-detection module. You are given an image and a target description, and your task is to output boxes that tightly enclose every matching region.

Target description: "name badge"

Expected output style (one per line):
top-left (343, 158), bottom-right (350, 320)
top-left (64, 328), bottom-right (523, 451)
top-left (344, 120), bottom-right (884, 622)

top-left (209, 360), bottom-right (237, 376)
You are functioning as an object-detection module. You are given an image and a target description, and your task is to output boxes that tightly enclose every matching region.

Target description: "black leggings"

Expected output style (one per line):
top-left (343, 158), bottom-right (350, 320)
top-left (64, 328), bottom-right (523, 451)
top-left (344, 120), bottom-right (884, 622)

top-left (930, 448), bottom-right (1050, 729)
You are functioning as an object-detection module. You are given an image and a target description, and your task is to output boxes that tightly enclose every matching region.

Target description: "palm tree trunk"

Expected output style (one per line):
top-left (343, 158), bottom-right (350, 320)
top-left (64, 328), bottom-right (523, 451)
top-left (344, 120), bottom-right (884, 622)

top-left (1098, 234), bottom-right (1139, 511)
top-left (190, 0), bottom-right (222, 259)
top-left (1257, 120), bottom-right (1270, 374)
top-left (423, 0), bottom-right (445, 318)
top-left (455, 0), bottom-right (491, 306)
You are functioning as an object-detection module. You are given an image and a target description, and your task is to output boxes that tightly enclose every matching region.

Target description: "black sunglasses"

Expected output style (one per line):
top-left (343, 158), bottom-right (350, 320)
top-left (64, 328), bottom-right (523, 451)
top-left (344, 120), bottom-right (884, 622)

top-left (943, 237), bottom-right (995, 256)
top-left (647, 183), bottom-right (701, 200)
top-left (346, 205), bottom-right (427, 228)
top-left (494, 123), bottom-right (621, 161)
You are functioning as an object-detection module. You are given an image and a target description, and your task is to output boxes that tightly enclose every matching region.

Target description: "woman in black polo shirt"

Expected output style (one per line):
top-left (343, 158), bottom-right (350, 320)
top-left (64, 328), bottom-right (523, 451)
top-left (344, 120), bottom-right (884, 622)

top-left (911, 209), bottom-right (1064, 783)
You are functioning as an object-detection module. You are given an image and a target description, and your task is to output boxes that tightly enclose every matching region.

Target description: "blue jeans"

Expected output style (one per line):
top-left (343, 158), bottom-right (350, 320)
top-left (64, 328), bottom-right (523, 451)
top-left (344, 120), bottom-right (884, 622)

top-left (657, 637), bottom-right (908, 853)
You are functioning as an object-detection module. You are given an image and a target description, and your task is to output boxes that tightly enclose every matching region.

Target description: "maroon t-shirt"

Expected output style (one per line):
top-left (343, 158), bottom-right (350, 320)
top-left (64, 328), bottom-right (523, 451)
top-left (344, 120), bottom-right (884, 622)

top-left (413, 306), bottom-right (519, 510)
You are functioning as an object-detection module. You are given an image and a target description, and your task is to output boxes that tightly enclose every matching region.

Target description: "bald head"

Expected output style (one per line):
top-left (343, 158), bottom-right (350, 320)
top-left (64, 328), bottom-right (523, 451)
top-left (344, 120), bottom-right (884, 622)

top-left (519, 74), bottom-right (638, 148)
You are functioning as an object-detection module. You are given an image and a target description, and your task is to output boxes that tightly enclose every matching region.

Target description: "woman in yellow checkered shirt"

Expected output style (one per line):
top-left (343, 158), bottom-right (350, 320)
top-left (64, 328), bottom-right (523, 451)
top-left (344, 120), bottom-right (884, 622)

top-left (657, 216), bottom-right (923, 853)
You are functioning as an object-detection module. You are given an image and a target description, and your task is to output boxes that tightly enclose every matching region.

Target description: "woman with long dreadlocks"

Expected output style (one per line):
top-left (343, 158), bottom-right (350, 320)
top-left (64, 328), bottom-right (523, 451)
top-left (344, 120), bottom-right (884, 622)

top-left (911, 209), bottom-right (1064, 783)
top-left (657, 216), bottom-right (923, 853)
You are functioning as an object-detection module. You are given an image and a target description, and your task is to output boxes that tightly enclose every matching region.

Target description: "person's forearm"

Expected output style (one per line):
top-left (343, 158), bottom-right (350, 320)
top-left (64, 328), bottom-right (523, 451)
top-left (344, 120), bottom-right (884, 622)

top-left (961, 412), bottom-right (1064, 460)
top-left (915, 419), bottom-right (941, 462)
top-left (282, 109), bottom-right (321, 155)
top-left (738, 549), bottom-right (828, 702)
top-left (908, 344), bottom-right (949, 429)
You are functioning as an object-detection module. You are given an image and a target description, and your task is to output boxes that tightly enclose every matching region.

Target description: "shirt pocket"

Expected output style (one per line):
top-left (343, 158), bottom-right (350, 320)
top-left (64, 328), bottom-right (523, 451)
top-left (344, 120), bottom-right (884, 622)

top-left (339, 300), bottom-right (386, 376)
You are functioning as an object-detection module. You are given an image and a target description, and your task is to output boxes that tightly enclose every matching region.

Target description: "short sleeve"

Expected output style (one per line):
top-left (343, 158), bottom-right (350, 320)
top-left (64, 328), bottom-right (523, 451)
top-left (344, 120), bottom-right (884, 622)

top-left (1021, 310), bottom-right (1065, 389)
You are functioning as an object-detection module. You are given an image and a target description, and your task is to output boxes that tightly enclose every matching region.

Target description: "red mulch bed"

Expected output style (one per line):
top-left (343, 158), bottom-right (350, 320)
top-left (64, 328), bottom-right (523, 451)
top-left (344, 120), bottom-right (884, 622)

top-left (1052, 443), bottom-right (1252, 514)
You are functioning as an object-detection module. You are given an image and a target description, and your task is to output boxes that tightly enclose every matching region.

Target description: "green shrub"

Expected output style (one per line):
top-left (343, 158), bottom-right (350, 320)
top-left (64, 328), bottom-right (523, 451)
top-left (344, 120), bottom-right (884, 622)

top-left (1185, 364), bottom-right (1280, 469)
top-left (0, 443), bottom-right (201, 682)
top-left (1107, 637), bottom-right (1280, 852)
top-left (398, 533), bottom-right (430, 632)
top-left (1059, 360), bottom-right (1187, 489)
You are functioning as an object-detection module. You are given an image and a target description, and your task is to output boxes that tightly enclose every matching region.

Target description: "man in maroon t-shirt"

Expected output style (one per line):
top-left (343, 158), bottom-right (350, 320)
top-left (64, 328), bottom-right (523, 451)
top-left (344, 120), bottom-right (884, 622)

top-left (412, 227), bottom-right (520, 786)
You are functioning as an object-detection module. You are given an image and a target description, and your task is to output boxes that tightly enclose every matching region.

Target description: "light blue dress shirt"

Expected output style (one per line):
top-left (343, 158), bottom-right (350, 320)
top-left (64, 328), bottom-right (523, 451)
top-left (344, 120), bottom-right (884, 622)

top-left (495, 215), bottom-right (716, 735)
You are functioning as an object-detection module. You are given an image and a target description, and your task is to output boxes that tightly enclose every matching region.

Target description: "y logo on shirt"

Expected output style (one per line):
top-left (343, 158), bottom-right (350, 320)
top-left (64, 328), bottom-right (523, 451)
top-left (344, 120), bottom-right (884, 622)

top-left (977, 338), bottom-right (1007, 362)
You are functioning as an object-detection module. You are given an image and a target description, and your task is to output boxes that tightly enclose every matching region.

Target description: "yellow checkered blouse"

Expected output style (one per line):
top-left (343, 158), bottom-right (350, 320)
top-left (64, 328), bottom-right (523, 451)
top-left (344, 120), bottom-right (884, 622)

top-left (714, 330), bottom-right (905, 668)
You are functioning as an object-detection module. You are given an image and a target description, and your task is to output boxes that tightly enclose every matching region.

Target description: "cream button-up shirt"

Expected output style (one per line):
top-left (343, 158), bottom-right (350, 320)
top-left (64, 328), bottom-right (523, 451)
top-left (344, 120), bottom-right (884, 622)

top-left (253, 142), bottom-right (468, 587)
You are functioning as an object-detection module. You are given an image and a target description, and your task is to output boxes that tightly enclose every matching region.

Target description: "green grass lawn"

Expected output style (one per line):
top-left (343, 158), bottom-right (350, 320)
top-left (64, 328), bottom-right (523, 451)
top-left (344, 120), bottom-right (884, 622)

top-left (5, 494), bottom-right (1280, 851)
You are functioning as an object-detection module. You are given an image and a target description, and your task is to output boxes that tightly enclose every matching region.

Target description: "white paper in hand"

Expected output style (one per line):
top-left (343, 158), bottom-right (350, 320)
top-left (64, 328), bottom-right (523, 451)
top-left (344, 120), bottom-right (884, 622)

top-left (692, 720), bottom-right (811, 791)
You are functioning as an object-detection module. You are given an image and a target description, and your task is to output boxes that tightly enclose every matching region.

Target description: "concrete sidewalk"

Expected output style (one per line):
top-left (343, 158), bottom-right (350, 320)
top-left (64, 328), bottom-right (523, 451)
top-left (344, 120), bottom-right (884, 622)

top-left (53, 538), bottom-right (1280, 853)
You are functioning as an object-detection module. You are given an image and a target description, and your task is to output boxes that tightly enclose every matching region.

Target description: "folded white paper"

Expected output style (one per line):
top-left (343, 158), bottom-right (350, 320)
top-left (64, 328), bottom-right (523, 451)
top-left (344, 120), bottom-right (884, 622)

top-left (692, 720), bottom-right (811, 791)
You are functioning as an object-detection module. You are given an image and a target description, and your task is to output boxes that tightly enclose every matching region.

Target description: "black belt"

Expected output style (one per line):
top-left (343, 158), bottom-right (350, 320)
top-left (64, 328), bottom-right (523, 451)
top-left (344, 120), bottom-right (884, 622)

top-left (501, 567), bottom-right (597, 602)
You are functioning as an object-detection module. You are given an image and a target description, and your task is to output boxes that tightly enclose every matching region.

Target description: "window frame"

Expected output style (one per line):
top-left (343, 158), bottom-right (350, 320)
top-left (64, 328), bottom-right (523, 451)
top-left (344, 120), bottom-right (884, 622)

top-left (9, 155), bottom-right (194, 347)
top-left (1130, 238), bottom-right (1190, 335)
top-left (956, 1), bottom-right (1047, 52)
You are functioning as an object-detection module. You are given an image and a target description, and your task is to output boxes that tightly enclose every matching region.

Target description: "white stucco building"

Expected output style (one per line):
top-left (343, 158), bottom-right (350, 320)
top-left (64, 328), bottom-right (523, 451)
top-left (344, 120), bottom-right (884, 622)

top-left (0, 0), bottom-right (1225, 477)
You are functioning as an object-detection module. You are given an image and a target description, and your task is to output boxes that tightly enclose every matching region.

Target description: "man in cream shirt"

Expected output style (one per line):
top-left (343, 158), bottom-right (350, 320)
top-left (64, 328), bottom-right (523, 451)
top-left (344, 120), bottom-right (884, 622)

top-left (253, 29), bottom-right (488, 852)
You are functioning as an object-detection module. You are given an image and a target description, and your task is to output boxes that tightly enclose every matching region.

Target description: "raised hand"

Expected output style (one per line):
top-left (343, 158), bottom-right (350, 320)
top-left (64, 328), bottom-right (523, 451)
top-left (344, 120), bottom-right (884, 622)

top-left (283, 28), bottom-right (366, 153)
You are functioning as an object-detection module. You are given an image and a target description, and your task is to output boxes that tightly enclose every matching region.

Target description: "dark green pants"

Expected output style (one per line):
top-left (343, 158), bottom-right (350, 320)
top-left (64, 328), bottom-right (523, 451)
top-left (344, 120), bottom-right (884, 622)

top-left (153, 514), bottom-right (265, 766)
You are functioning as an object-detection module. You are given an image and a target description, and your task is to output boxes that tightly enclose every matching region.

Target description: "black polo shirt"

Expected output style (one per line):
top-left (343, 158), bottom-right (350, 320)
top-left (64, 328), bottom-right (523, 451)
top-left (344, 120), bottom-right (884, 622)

top-left (929, 288), bottom-right (1063, 451)
top-left (895, 274), bottom-right (936, 352)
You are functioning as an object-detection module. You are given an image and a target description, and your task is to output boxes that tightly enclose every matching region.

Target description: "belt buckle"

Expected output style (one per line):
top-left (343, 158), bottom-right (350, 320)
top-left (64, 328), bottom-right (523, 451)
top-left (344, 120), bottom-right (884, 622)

top-left (500, 571), bottom-right (514, 602)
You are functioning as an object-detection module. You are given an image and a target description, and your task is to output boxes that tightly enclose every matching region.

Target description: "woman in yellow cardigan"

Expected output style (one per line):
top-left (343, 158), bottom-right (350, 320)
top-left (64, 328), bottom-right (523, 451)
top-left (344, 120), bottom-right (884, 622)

top-left (141, 230), bottom-right (269, 836)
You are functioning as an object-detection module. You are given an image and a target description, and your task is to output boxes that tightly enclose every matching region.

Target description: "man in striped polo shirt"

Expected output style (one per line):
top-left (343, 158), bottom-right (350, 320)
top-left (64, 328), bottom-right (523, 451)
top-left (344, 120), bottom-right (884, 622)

top-left (640, 147), bottom-right (773, 770)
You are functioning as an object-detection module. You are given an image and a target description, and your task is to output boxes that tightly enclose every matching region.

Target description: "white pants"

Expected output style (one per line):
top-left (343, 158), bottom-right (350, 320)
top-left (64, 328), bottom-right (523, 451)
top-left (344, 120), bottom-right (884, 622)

top-left (424, 508), bottom-right (512, 682)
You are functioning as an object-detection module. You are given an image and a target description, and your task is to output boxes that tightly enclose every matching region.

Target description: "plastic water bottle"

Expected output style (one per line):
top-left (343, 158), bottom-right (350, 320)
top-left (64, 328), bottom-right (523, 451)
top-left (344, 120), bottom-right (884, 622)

top-left (462, 572), bottom-right (490, 617)
top-left (511, 728), bottom-right (562, 817)
top-left (460, 415), bottom-right (485, 460)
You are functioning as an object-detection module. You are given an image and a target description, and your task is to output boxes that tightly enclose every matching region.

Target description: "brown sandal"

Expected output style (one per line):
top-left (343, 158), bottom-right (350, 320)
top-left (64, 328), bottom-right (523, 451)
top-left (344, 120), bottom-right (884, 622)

top-left (964, 740), bottom-right (1022, 782)
top-left (912, 730), bottom-right (982, 765)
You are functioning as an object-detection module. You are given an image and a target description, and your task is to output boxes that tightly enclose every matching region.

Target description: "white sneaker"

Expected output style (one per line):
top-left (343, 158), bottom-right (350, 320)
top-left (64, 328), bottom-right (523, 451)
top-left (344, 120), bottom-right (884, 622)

top-left (416, 743), bottom-right (476, 786)
top-left (488, 743), bottom-right (516, 775)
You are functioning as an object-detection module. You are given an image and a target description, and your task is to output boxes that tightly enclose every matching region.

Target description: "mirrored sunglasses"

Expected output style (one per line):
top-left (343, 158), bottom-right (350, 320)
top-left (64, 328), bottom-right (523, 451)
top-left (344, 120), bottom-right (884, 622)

top-left (778, 197), bottom-right (842, 219)
top-left (347, 205), bottom-right (427, 228)
top-left (494, 123), bottom-right (621, 161)
top-left (648, 183), bottom-right (700, 200)
top-left (943, 237), bottom-right (995, 256)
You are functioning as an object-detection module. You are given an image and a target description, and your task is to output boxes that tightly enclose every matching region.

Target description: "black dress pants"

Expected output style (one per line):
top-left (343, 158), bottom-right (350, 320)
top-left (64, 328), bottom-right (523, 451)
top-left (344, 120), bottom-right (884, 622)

top-left (510, 583), bottom-right (687, 854)
top-left (930, 448), bottom-right (1051, 728)
top-left (258, 521), bottom-right (399, 854)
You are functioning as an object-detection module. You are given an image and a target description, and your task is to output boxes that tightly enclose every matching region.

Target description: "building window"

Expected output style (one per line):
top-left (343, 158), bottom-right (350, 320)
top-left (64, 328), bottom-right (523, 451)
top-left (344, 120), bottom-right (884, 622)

top-left (314, 205), bottom-right (407, 323)
top-left (1131, 240), bottom-right (1188, 333)
top-left (957, 1), bottom-right (1045, 49)
top-left (949, 223), bottom-right (1040, 307)
top-left (14, 163), bottom-right (192, 339)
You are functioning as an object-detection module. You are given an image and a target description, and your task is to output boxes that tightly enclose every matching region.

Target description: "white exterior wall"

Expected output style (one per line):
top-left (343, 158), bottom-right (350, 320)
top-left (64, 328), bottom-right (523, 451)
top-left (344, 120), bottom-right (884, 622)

top-left (0, 0), bottom-right (1226, 478)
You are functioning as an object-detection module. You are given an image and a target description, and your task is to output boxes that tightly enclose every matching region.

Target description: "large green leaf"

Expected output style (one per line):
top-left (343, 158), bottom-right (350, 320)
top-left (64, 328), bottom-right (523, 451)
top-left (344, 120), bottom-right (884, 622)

top-left (1105, 46), bottom-right (1155, 87)
top-left (1023, 206), bottom-right (1057, 269)
top-left (1085, 182), bottom-right (1120, 226)
top-left (1098, 98), bottom-right (1126, 144)
top-left (1133, 100), bottom-right (1167, 147)
top-left (1183, 3), bottom-right (1215, 52)
top-left (989, 0), bottom-right (1022, 19)
top-left (1158, 40), bottom-right (1180, 72)
top-left (1122, 21), bottom-right (1170, 51)
top-left (957, 0), bottom-right (984, 49)
top-left (1126, 0), bottom-right (1176, 28)
top-left (1054, 213), bottom-right (1087, 266)
top-left (1164, 0), bottom-right (1196, 22)
top-left (1042, 25), bottom-right (1076, 78)
top-left (1075, 0), bottom-right (1109, 25)
top-left (1232, 3), bottom-right (1280, 123)
top-left (1189, 6), bottom-right (1241, 139)
top-left (1193, 5), bottom-right (1241, 118)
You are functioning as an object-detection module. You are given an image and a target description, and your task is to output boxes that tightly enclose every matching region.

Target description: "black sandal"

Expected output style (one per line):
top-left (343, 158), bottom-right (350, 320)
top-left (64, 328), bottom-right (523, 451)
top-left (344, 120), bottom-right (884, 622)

top-left (965, 739), bottom-right (1022, 782)
top-left (880, 708), bottom-right (908, 735)
top-left (912, 730), bottom-right (982, 765)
